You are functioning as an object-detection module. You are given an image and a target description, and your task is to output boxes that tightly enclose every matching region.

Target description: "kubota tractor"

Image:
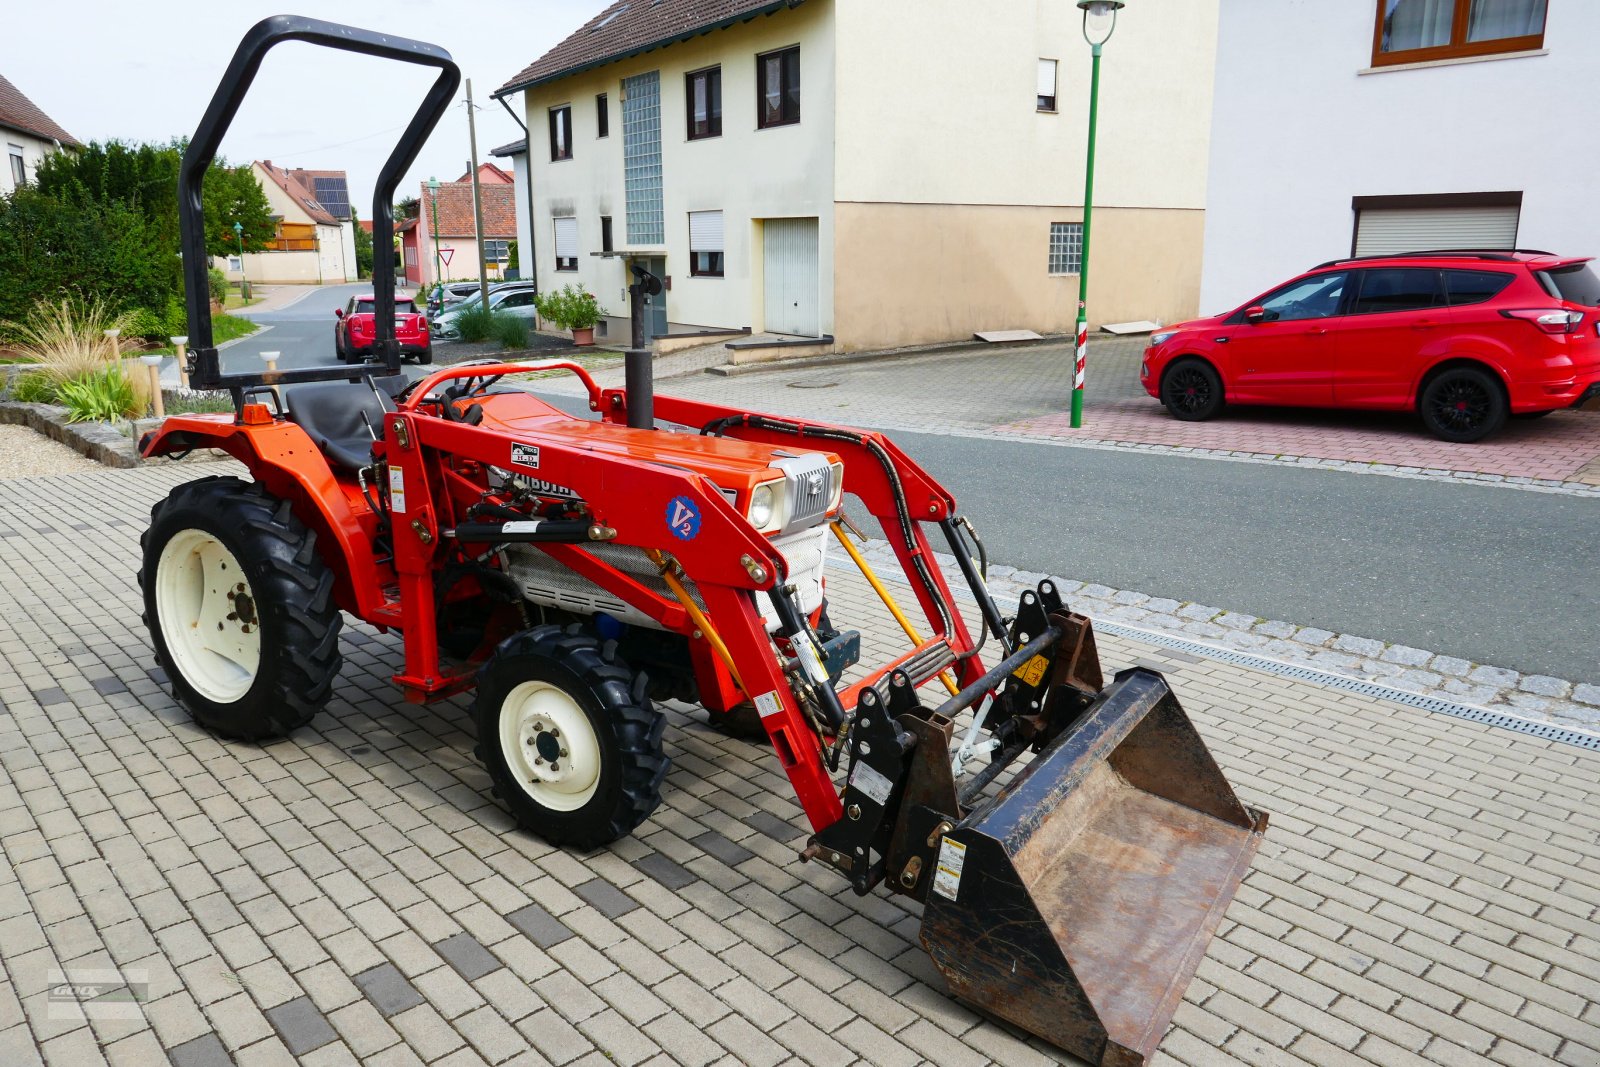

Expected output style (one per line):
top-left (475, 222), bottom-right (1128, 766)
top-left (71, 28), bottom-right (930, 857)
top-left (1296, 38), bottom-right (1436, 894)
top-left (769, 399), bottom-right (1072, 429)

top-left (139, 18), bottom-right (1267, 1065)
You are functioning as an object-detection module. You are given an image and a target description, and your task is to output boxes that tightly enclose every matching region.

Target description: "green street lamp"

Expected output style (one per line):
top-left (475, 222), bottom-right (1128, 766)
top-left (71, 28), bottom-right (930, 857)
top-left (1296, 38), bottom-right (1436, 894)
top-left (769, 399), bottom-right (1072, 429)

top-left (232, 220), bottom-right (250, 301)
top-left (427, 176), bottom-right (443, 296)
top-left (1069, 0), bottom-right (1123, 428)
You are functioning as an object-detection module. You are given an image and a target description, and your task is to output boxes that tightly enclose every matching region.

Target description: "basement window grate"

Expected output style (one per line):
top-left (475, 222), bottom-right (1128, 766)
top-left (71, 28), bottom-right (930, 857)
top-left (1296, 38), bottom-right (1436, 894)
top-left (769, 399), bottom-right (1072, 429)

top-left (1093, 619), bottom-right (1600, 752)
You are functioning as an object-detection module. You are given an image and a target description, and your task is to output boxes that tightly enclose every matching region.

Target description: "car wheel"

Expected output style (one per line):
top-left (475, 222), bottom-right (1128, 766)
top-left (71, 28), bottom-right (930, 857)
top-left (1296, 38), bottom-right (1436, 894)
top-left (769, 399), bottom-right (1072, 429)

top-left (1419, 366), bottom-right (1507, 443)
top-left (1160, 358), bottom-right (1225, 421)
top-left (417, 347), bottom-right (433, 366)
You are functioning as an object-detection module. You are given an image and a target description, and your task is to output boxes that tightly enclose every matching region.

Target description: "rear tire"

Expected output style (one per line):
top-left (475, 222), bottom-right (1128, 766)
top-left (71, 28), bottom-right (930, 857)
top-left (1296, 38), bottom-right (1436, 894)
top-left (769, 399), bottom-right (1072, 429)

top-left (1160, 358), bottom-right (1225, 421)
top-left (417, 347), bottom-right (433, 366)
top-left (473, 626), bottom-right (666, 850)
top-left (140, 477), bottom-right (342, 740)
top-left (1420, 366), bottom-right (1507, 442)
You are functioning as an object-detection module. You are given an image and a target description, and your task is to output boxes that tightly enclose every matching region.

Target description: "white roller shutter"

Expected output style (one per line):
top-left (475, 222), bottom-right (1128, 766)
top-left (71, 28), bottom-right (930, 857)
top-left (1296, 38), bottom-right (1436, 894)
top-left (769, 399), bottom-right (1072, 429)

top-left (553, 216), bottom-right (579, 258)
top-left (1354, 205), bottom-right (1519, 256)
top-left (1037, 59), bottom-right (1058, 99)
top-left (689, 210), bottom-right (724, 253)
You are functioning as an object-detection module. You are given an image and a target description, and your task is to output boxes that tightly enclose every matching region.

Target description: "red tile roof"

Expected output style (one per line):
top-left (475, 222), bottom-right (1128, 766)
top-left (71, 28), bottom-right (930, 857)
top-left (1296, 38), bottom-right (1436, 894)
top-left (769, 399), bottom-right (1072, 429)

top-left (495, 0), bottom-right (803, 96)
top-left (421, 181), bottom-right (516, 239)
top-left (0, 72), bottom-right (79, 148)
top-left (456, 162), bottom-right (514, 185)
top-left (255, 161), bottom-right (342, 226)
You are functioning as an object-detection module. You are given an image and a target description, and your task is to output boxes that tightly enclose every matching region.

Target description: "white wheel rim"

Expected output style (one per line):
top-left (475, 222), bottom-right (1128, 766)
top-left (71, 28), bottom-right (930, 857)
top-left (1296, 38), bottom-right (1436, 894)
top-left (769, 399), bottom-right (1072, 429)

top-left (499, 681), bottom-right (602, 812)
top-left (155, 529), bottom-right (262, 704)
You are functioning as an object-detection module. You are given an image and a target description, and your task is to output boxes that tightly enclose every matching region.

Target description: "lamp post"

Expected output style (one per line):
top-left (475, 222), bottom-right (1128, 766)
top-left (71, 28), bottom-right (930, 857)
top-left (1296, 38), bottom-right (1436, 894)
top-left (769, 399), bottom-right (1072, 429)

top-left (232, 221), bottom-right (250, 302)
top-left (1069, 0), bottom-right (1123, 428)
top-left (427, 176), bottom-right (443, 298)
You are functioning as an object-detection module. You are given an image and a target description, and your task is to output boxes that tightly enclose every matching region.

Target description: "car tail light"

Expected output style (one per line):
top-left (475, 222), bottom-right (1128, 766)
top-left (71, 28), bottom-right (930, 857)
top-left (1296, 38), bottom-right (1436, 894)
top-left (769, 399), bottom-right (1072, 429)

top-left (1499, 308), bottom-right (1585, 334)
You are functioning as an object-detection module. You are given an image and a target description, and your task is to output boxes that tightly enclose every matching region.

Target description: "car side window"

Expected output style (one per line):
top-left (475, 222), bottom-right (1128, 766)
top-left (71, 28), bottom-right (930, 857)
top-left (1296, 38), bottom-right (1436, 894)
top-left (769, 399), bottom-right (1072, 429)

top-left (1443, 269), bottom-right (1514, 306)
top-left (1349, 268), bottom-right (1442, 316)
top-left (499, 292), bottom-right (533, 308)
top-left (1257, 272), bottom-right (1348, 322)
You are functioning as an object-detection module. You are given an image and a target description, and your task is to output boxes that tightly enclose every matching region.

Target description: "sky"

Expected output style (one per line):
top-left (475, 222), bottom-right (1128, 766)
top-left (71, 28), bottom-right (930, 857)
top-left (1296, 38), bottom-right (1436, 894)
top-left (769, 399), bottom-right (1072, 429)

top-left (8, 0), bottom-right (607, 215)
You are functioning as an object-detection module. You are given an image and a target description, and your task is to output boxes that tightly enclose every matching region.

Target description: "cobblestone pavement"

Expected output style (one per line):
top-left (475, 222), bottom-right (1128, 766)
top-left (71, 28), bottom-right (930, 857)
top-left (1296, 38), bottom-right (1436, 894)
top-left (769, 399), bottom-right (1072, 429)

top-left (549, 338), bottom-right (1600, 492)
top-left (2, 464), bottom-right (1600, 1066)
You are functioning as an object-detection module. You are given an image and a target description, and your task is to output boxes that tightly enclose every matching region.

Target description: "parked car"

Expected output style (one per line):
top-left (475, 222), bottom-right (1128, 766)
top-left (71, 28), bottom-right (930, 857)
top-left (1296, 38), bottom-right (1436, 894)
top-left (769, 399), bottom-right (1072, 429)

top-left (335, 294), bottom-right (432, 364)
top-left (427, 281), bottom-right (484, 317)
top-left (432, 282), bottom-right (539, 339)
top-left (1140, 251), bottom-right (1600, 442)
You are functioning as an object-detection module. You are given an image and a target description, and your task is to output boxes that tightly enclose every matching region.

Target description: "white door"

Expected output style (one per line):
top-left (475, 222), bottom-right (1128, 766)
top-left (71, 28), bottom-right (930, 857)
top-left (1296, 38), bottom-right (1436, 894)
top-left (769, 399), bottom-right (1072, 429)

top-left (1354, 206), bottom-right (1520, 256)
top-left (763, 217), bottom-right (819, 336)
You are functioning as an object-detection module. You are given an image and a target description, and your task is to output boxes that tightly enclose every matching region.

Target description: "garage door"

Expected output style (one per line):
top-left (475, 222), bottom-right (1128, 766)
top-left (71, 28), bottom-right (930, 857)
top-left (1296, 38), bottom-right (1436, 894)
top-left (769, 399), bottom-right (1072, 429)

top-left (763, 217), bottom-right (819, 336)
top-left (1354, 205), bottom-right (1520, 256)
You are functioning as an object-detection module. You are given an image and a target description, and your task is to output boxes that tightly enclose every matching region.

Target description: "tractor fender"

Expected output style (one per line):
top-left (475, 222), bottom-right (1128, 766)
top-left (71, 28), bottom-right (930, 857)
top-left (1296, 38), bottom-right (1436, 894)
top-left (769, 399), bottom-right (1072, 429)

top-left (142, 415), bottom-right (389, 618)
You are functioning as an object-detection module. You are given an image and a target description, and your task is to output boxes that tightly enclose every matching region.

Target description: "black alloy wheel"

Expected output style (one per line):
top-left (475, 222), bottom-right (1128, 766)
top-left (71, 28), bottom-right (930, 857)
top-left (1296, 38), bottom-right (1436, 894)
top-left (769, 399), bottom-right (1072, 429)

top-left (1419, 367), bottom-right (1507, 443)
top-left (1160, 359), bottom-right (1224, 422)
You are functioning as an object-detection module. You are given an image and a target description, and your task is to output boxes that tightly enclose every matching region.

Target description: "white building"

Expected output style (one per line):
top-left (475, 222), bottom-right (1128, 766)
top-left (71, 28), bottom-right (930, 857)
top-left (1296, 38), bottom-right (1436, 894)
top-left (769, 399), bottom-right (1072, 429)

top-left (220, 162), bottom-right (358, 286)
top-left (0, 72), bottom-right (79, 195)
top-left (494, 0), bottom-right (1219, 352)
top-left (1202, 0), bottom-right (1573, 314)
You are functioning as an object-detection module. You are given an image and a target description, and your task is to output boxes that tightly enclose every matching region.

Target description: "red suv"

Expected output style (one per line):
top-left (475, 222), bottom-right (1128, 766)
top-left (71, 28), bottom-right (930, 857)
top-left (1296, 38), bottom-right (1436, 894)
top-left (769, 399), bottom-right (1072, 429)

top-left (1139, 251), bottom-right (1600, 442)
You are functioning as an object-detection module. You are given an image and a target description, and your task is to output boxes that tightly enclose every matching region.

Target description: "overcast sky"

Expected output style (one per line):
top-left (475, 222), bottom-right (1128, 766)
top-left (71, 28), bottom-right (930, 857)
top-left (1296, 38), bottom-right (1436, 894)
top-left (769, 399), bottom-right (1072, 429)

top-left (9, 0), bottom-right (607, 215)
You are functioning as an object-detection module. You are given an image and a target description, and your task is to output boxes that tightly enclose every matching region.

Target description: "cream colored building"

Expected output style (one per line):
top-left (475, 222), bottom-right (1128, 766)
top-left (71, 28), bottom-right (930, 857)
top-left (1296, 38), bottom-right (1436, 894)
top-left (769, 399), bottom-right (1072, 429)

top-left (1, 72), bottom-right (80, 196)
top-left (495, 0), bottom-right (1218, 351)
top-left (218, 162), bottom-right (358, 286)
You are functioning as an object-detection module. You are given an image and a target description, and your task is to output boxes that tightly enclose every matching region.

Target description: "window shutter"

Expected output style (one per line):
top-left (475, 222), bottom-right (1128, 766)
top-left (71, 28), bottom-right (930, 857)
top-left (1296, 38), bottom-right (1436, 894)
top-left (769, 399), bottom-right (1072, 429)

top-left (1037, 59), bottom-right (1057, 98)
top-left (689, 210), bottom-right (724, 253)
top-left (554, 216), bottom-right (579, 258)
top-left (1354, 206), bottom-right (1519, 256)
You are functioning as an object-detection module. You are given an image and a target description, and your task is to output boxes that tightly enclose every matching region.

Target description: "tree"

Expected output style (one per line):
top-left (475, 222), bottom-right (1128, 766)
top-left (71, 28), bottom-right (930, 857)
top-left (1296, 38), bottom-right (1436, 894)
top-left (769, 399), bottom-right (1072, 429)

top-left (396, 196), bottom-right (419, 220)
top-left (351, 208), bottom-right (374, 279)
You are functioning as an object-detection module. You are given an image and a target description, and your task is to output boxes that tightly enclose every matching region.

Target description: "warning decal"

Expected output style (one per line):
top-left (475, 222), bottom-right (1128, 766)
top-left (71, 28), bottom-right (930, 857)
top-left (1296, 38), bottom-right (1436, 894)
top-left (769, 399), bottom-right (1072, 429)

top-left (932, 837), bottom-right (967, 901)
top-left (1012, 654), bottom-right (1050, 687)
top-left (388, 468), bottom-right (407, 514)
top-left (753, 691), bottom-right (784, 719)
top-left (848, 760), bottom-right (893, 807)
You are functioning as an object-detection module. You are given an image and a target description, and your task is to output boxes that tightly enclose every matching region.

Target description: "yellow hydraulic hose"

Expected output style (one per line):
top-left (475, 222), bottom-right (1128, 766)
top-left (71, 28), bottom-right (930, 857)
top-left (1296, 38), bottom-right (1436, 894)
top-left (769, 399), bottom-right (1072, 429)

top-left (646, 550), bottom-right (747, 696)
top-left (830, 522), bottom-right (960, 697)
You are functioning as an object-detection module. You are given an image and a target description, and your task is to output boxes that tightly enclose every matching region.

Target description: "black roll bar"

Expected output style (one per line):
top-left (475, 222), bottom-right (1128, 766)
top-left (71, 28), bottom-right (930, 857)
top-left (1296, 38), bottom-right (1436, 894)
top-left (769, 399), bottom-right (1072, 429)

top-left (179, 15), bottom-right (460, 400)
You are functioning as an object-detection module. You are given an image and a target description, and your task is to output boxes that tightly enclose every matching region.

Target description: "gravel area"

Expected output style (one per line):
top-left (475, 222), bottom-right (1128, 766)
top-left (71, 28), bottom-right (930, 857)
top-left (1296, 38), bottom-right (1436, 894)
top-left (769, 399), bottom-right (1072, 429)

top-left (0, 423), bottom-right (101, 479)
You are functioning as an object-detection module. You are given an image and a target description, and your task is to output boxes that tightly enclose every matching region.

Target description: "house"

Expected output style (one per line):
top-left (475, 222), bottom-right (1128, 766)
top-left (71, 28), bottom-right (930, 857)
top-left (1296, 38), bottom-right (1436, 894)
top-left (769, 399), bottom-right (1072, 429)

top-left (492, 0), bottom-right (1219, 350)
top-left (1201, 0), bottom-right (1573, 313)
top-left (490, 138), bottom-right (535, 282)
top-left (220, 161), bottom-right (358, 285)
top-left (414, 174), bottom-right (518, 288)
top-left (0, 72), bottom-right (80, 195)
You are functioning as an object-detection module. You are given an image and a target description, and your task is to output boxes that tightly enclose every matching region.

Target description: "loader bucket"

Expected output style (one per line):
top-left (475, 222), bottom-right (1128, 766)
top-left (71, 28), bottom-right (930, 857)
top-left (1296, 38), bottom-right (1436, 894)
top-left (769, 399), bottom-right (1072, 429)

top-left (920, 667), bottom-right (1266, 1066)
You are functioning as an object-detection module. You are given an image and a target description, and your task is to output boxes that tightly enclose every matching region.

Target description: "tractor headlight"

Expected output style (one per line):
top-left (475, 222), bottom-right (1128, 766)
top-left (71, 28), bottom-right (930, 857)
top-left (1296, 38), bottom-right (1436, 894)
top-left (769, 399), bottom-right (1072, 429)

top-left (828, 461), bottom-right (844, 511)
top-left (749, 482), bottom-right (778, 530)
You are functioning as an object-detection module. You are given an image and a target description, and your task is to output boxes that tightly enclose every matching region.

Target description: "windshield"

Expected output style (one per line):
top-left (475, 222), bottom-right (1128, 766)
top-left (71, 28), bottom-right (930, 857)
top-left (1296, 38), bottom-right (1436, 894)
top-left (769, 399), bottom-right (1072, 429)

top-left (1538, 263), bottom-right (1600, 307)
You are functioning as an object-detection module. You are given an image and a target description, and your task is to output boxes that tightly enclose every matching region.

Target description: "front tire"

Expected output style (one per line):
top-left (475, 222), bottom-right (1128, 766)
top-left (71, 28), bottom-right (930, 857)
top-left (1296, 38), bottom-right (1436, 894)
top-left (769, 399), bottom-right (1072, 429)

top-left (473, 626), bottom-right (666, 850)
top-left (139, 477), bottom-right (342, 740)
top-left (1160, 358), bottom-right (1225, 421)
top-left (1420, 366), bottom-right (1507, 442)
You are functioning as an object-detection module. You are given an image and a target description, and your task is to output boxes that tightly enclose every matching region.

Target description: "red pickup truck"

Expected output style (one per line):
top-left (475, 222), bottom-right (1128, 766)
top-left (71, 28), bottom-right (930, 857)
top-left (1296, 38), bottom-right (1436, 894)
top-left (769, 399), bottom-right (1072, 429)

top-left (335, 295), bottom-right (432, 364)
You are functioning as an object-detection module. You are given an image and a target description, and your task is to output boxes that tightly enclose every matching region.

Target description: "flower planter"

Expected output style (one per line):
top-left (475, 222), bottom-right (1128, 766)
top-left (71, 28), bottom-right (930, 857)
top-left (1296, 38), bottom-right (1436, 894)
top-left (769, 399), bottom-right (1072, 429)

top-left (572, 327), bottom-right (595, 347)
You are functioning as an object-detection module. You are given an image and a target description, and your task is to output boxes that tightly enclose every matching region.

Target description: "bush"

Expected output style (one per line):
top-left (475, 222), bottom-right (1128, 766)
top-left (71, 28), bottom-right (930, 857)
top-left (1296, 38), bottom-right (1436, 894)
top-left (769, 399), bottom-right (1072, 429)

top-left (208, 267), bottom-right (228, 306)
top-left (57, 365), bottom-right (141, 422)
top-left (454, 305), bottom-right (495, 343)
top-left (490, 312), bottom-right (529, 349)
top-left (535, 284), bottom-right (604, 331)
top-left (11, 371), bottom-right (56, 404)
top-left (0, 295), bottom-right (132, 382)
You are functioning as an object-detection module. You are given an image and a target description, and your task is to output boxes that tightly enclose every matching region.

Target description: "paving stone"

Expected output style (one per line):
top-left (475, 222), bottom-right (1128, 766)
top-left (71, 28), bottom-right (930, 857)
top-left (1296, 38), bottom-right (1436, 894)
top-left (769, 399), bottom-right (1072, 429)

top-left (265, 994), bottom-right (340, 1056)
top-left (572, 879), bottom-right (639, 920)
top-left (353, 963), bottom-right (425, 1018)
top-left (432, 932), bottom-right (503, 982)
top-left (165, 1032), bottom-right (234, 1067)
top-left (631, 853), bottom-right (697, 891)
top-left (506, 902), bottom-right (574, 949)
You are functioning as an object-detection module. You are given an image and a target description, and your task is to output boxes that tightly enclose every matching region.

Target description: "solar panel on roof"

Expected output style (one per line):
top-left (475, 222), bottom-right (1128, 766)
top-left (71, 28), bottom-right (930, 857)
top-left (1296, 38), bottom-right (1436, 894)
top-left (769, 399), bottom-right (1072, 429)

top-left (312, 176), bottom-right (351, 219)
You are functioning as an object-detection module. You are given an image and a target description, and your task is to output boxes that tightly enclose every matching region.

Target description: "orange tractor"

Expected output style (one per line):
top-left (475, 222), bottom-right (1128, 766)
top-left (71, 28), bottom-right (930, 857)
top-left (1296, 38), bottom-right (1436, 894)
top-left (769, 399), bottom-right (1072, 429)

top-left (140, 18), bottom-right (1266, 1065)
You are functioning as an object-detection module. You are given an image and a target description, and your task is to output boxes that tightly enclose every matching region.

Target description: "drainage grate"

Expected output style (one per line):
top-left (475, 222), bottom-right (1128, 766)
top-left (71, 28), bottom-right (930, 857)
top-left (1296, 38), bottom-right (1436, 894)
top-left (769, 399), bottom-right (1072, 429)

top-left (1093, 619), bottom-right (1600, 752)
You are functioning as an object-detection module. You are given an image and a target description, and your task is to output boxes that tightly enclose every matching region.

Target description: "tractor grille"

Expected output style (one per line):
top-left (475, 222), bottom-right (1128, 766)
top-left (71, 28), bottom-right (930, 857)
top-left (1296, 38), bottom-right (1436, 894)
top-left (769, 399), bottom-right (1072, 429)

top-left (773, 453), bottom-right (838, 535)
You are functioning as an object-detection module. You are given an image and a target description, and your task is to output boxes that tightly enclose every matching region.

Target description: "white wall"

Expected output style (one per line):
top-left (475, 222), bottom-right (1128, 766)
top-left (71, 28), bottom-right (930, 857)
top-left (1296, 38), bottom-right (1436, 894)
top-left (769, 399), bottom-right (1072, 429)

top-left (1201, 2), bottom-right (1596, 315)
top-left (507, 151), bottom-right (534, 281)
top-left (832, 0), bottom-right (1218, 210)
top-left (522, 0), bottom-right (836, 334)
top-left (1, 131), bottom-right (59, 196)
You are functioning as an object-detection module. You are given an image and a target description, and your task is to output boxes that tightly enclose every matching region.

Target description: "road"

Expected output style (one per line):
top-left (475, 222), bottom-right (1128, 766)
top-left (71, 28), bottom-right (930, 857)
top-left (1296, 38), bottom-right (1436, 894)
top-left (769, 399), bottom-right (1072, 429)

top-left (222, 282), bottom-right (365, 373)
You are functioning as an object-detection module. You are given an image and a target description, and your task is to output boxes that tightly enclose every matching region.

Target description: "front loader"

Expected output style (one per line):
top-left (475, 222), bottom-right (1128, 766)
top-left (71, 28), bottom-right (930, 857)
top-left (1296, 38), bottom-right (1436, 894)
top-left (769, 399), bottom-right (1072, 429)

top-left (138, 17), bottom-right (1267, 1065)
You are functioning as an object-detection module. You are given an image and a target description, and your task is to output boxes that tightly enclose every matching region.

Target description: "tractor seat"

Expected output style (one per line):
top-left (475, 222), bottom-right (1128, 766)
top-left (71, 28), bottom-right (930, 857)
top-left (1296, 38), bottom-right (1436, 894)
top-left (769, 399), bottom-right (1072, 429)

top-left (281, 375), bottom-right (408, 473)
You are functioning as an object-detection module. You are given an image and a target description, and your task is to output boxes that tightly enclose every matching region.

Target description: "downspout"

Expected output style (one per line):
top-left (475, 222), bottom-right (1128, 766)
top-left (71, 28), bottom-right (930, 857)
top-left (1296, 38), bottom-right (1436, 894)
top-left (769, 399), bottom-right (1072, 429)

top-left (496, 94), bottom-right (537, 290)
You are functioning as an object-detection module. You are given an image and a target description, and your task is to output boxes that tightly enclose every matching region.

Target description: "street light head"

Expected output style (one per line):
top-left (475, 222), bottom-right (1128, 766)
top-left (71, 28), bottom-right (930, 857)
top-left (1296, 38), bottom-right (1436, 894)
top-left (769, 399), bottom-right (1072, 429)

top-left (232, 221), bottom-right (243, 234)
top-left (1076, 0), bottom-right (1124, 13)
top-left (427, 176), bottom-right (440, 191)
top-left (1079, 0), bottom-right (1124, 46)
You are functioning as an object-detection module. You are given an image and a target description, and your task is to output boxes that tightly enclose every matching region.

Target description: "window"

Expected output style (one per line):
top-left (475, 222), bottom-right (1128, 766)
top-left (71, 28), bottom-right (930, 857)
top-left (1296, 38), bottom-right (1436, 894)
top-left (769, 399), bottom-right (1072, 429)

top-left (1443, 269), bottom-right (1514, 305)
top-left (483, 239), bottom-right (509, 264)
top-left (686, 66), bottom-right (722, 140)
top-left (496, 291), bottom-right (536, 309)
top-left (1048, 223), bottom-right (1083, 275)
top-left (757, 46), bottom-right (801, 128)
top-left (549, 105), bottom-right (573, 161)
top-left (1037, 59), bottom-right (1058, 111)
top-left (405, 246), bottom-right (417, 266)
top-left (597, 93), bottom-right (609, 138)
top-left (689, 210), bottom-right (724, 277)
top-left (1350, 268), bottom-right (1441, 315)
top-left (1537, 263), bottom-right (1600, 306)
top-left (7, 145), bottom-right (23, 186)
top-left (1373, 0), bottom-right (1546, 67)
top-left (1253, 272), bottom-right (1350, 321)
top-left (601, 215), bottom-right (614, 253)
top-left (553, 216), bottom-right (578, 271)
